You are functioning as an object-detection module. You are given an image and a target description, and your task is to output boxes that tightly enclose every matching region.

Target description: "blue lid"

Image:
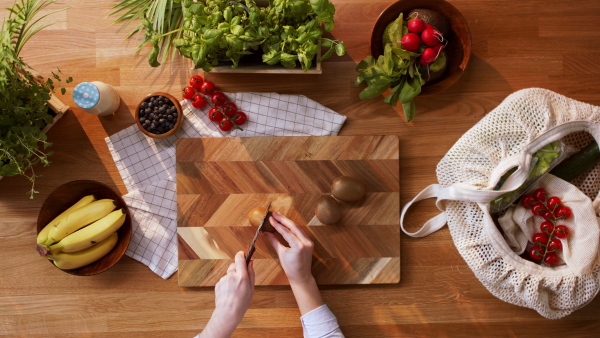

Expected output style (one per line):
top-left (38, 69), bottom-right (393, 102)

top-left (73, 82), bottom-right (100, 109)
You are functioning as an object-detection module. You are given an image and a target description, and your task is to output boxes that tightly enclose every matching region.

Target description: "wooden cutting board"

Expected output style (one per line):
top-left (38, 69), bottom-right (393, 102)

top-left (176, 135), bottom-right (400, 286)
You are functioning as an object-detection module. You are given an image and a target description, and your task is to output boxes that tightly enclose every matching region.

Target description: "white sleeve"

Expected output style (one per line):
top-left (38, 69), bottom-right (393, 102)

top-left (300, 304), bottom-right (344, 338)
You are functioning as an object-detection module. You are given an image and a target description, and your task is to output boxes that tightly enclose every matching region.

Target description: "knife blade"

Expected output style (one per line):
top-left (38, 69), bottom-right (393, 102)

top-left (244, 201), bottom-right (271, 265)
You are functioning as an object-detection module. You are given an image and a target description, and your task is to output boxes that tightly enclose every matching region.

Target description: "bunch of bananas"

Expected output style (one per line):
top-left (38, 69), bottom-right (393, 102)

top-left (36, 195), bottom-right (126, 270)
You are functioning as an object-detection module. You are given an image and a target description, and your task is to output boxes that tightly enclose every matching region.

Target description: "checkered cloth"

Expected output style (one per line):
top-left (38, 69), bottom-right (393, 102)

top-left (106, 92), bottom-right (346, 279)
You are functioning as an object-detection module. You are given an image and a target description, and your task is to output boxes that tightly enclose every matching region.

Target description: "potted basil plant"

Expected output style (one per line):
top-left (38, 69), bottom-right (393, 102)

top-left (0, 0), bottom-right (72, 198)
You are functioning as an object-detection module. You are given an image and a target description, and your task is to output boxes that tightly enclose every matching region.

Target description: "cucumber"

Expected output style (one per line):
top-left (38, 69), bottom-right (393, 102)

top-left (550, 141), bottom-right (600, 181)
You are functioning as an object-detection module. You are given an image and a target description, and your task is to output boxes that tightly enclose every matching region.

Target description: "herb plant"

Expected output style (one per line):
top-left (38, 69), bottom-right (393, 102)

top-left (0, 0), bottom-right (71, 198)
top-left (112, 0), bottom-right (345, 71)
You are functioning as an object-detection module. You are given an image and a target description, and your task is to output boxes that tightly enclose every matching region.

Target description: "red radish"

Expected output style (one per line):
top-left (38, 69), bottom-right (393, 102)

top-left (433, 42), bottom-right (444, 54)
top-left (400, 33), bottom-right (420, 52)
top-left (425, 24), bottom-right (435, 30)
top-left (419, 47), bottom-right (437, 65)
top-left (421, 28), bottom-right (441, 46)
top-left (407, 18), bottom-right (425, 33)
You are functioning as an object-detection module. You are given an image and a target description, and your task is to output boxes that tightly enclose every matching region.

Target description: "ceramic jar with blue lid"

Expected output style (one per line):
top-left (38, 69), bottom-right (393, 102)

top-left (73, 81), bottom-right (120, 116)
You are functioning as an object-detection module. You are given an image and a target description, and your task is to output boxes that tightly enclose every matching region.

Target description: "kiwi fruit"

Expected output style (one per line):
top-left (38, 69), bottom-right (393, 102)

top-left (331, 176), bottom-right (366, 202)
top-left (407, 8), bottom-right (450, 37)
top-left (248, 207), bottom-right (275, 233)
top-left (315, 195), bottom-right (342, 224)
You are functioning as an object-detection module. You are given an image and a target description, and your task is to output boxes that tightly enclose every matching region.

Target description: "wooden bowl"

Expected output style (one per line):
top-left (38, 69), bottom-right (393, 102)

top-left (37, 180), bottom-right (132, 276)
top-left (370, 0), bottom-right (472, 96)
top-left (135, 92), bottom-right (183, 139)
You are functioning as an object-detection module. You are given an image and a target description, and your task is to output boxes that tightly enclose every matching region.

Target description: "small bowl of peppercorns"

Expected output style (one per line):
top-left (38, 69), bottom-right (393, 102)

top-left (135, 92), bottom-right (183, 139)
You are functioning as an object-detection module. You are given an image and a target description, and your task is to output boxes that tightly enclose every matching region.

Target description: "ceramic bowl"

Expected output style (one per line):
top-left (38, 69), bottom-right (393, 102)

top-left (370, 0), bottom-right (472, 96)
top-left (135, 92), bottom-right (183, 138)
top-left (36, 180), bottom-right (132, 276)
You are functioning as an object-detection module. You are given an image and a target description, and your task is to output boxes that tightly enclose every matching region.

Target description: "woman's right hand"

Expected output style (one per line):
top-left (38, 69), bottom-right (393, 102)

top-left (263, 212), bottom-right (314, 285)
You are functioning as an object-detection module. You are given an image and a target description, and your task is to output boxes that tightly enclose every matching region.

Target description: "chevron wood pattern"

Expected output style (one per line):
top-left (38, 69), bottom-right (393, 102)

top-left (176, 135), bottom-right (400, 286)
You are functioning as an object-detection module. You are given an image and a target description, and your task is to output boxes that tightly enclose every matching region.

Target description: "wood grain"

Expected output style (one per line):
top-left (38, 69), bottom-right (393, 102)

top-left (176, 136), bottom-right (400, 286)
top-left (3, 0), bottom-right (600, 336)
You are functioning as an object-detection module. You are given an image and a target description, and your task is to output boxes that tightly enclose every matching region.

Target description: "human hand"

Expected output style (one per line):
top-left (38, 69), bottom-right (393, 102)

top-left (263, 212), bottom-right (314, 285)
top-left (201, 251), bottom-right (255, 337)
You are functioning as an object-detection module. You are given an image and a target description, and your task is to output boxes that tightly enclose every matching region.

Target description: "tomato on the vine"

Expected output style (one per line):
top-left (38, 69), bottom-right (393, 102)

top-left (191, 94), bottom-right (206, 109)
top-left (233, 111), bottom-right (247, 125)
top-left (208, 108), bottom-right (223, 122)
top-left (532, 232), bottom-right (549, 246)
top-left (531, 203), bottom-right (546, 216)
top-left (540, 210), bottom-right (554, 221)
top-left (548, 238), bottom-right (562, 252)
top-left (540, 221), bottom-right (554, 235)
top-left (554, 206), bottom-right (572, 219)
top-left (529, 246), bottom-right (544, 261)
top-left (554, 225), bottom-right (570, 239)
top-left (533, 188), bottom-right (548, 201)
top-left (219, 117), bottom-right (233, 131)
top-left (182, 86), bottom-right (195, 100)
top-left (544, 252), bottom-right (559, 266)
top-left (189, 75), bottom-right (203, 90)
top-left (222, 102), bottom-right (238, 117)
top-left (547, 196), bottom-right (562, 211)
top-left (520, 194), bottom-right (536, 208)
top-left (211, 92), bottom-right (227, 106)
top-left (200, 81), bottom-right (216, 96)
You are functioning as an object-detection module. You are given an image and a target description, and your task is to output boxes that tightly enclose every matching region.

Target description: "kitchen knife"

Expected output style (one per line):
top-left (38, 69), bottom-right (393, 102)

top-left (244, 201), bottom-right (271, 265)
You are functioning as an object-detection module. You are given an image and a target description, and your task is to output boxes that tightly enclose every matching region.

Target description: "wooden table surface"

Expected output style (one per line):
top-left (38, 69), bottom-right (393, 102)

top-left (2, 0), bottom-right (600, 336)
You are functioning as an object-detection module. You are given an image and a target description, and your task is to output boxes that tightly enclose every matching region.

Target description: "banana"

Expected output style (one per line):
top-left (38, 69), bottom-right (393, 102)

top-left (49, 232), bottom-right (118, 270)
top-left (43, 199), bottom-right (117, 247)
top-left (36, 194), bottom-right (97, 245)
top-left (49, 208), bottom-right (126, 254)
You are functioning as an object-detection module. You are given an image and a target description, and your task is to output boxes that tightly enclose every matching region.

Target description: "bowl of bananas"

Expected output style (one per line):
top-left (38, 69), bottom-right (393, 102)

top-left (35, 180), bottom-right (132, 276)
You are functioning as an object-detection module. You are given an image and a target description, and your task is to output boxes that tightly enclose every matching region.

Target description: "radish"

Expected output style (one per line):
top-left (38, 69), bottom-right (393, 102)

top-left (433, 42), bottom-right (444, 54)
top-left (407, 18), bottom-right (425, 34)
top-left (400, 33), bottom-right (420, 52)
top-left (419, 47), bottom-right (437, 65)
top-left (421, 28), bottom-right (442, 46)
top-left (425, 24), bottom-right (435, 30)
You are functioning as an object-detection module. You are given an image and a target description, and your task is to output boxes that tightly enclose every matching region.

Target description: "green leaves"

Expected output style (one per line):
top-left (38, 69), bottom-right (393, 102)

top-left (355, 11), bottom-right (428, 122)
top-left (1, 0), bottom-right (70, 198)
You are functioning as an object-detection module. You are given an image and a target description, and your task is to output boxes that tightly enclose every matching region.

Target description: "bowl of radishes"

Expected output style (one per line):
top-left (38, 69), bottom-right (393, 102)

top-left (370, 0), bottom-right (471, 96)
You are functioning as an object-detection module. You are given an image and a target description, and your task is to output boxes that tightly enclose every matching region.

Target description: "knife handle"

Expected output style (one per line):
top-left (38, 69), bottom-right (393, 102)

top-left (244, 245), bottom-right (255, 265)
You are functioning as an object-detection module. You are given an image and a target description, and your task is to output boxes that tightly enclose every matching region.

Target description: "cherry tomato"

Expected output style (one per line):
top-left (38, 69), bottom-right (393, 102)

top-left (531, 202), bottom-right (546, 216)
top-left (528, 245), bottom-right (544, 261)
top-left (547, 196), bottom-right (562, 211)
top-left (233, 111), bottom-right (247, 125)
top-left (208, 108), bottom-right (223, 122)
top-left (532, 232), bottom-right (549, 246)
top-left (219, 117), bottom-right (233, 131)
top-left (554, 206), bottom-right (572, 219)
top-left (211, 92), bottom-right (227, 106)
top-left (544, 252), bottom-right (559, 267)
top-left (520, 194), bottom-right (536, 208)
top-left (540, 221), bottom-right (554, 235)
top-left (540, 210), bottom-right (554, 221)
top-left (533, 188), bottom-right (548, 201)
top-left (191, 94), bottom-right (206, 108)
top-left (200, 81), bottom-right (216, 96)
top-left (222, 102), bottom-right (238, 117)
top-left (547, 238), bottom-right (562, 252)
top-left (189, 75), bottom-right (203, 90)
top-left (554, 225), bottom-right (570, 239)
top-left (182, 86), bottom-right (195, 100)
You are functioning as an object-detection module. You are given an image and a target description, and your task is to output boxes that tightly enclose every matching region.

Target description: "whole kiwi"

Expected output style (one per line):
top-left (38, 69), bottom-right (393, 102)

top-left (331, 176), bottom-right (366, 202)
top-left (315, 195), bottom-right (342, 224)
top-left (248, 207), bottom-right (275, 233)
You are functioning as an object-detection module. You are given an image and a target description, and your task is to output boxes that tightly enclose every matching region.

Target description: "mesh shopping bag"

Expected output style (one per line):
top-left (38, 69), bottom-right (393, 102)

top-left (400, 88), bottom-right (600, 319)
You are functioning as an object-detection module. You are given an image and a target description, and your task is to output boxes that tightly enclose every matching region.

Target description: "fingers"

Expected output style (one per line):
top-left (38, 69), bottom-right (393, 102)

top-left (227, 262), bottom-right (236, 274)
top-left (234, 251), bottom-right (247, 274)
top-left (248, 260), bottom-right (256, 286)
top-left (263, 231), bottom-right (287, 256)
top-left (269, 215), bottom-right (302, 248)
top-left (271, 212), bottom-right (311, 245)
